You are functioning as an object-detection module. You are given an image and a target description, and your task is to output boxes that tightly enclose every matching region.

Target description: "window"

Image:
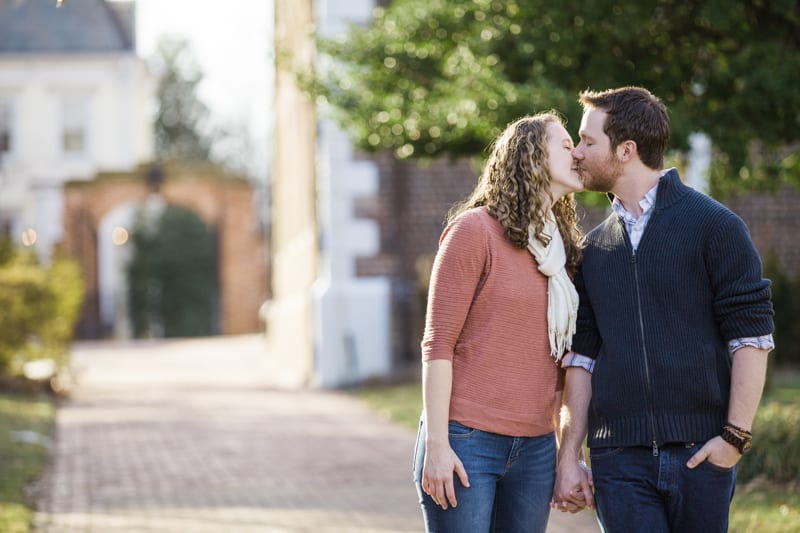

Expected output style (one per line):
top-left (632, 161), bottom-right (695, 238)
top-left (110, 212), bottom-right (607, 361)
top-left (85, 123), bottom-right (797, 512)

top-left (61, 93), bottom-right (88, 154)
top-left (0, 97), bottom-right (12, 154)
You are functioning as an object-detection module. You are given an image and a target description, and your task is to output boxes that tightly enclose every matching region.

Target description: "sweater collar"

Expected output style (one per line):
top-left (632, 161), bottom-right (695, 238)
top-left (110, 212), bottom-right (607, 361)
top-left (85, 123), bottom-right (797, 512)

top-left (606, 167), bottom-right (689, 211)
top-left (653, 168), bottom-right (690, 210)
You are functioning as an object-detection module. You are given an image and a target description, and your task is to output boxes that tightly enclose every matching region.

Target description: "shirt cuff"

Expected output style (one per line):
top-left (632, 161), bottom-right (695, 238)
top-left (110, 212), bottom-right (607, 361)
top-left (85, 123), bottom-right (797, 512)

top-left (729, 334), bottom-right (775, 354)
top-left (561, 352), bottom-right (596, 374)
top-left (560, 336), bottom-right (774, 373)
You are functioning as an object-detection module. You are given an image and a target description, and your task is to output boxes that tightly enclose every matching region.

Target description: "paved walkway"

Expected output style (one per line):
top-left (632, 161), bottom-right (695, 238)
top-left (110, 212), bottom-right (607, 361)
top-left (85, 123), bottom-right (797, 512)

top-left (32, 335), bottom-right (600, 532)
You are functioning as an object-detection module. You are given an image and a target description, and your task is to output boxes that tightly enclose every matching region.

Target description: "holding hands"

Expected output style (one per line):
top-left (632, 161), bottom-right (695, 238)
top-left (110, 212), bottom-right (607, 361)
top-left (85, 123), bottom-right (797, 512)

top-left (552, 457), bottom-right (594, 513)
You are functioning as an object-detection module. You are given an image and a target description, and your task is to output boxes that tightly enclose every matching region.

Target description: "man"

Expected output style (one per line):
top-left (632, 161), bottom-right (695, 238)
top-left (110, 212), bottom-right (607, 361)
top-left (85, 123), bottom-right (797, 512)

top-left (552, 87), bottom-right (774, 532)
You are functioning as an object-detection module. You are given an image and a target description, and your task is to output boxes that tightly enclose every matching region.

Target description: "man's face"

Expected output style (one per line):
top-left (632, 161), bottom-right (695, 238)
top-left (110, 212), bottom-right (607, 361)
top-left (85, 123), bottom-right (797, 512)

top-left (573, 108), bottom-right (623, 193)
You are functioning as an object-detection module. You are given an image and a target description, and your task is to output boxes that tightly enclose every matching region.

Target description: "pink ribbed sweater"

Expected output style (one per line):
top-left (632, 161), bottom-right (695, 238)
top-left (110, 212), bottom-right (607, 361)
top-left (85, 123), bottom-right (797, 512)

top-left (421, 207), bottom-right (564, 437)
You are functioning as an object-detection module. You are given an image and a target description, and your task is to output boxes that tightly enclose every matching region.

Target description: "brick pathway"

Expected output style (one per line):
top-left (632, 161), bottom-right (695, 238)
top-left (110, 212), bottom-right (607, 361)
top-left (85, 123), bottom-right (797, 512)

top-left (32, 335), bottom-right (600, 532)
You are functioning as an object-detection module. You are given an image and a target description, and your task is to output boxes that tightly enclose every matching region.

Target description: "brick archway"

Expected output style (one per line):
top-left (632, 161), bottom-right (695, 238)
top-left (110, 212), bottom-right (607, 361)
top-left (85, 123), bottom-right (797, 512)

top-left (62, 162), bottom-right (268, 338)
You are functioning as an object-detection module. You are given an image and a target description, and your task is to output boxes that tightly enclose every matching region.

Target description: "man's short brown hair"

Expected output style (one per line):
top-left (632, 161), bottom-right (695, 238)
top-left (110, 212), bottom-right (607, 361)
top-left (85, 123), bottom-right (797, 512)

top-left (579, 86), bottom-right (670, 169)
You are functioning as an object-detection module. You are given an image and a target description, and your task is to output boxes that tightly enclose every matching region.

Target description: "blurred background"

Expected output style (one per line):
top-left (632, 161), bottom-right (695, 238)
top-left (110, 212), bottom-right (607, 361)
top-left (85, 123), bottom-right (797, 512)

top-left (0, 0), bottom-right (797, 389)
top-left (0, 1), bottom-right (798, 531)
top-left (0, 0), bottom-right (272, 382)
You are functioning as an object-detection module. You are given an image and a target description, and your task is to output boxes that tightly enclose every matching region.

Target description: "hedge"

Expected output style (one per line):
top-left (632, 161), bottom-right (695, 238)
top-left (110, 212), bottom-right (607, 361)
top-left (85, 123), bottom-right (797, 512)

top-left (0, 245), bottom-right (84, 378)
top-left (738, 400), bottom-right (800, 483)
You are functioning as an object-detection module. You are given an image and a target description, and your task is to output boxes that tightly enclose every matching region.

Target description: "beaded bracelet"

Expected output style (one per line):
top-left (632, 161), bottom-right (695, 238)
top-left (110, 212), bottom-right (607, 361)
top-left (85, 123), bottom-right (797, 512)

top-left (724, 422), bottom-right (752, 438)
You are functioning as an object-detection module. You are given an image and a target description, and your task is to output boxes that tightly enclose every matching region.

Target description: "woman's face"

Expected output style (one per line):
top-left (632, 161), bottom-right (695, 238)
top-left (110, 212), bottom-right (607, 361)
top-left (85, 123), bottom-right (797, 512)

top-left (546, 121), bottom-right (584, 200)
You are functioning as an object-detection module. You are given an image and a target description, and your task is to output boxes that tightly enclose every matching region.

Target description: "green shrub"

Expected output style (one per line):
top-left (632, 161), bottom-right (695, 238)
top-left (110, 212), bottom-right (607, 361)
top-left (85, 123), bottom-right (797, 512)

top-left (0, 248), bottom-right (84, 377)
top-left (0, 255), bottom-right (50, 373)
top-left (738, 401), bottom-right (800, 483)
top-left (23, 252), bottom-right (85, 368)
top-left (762, 252), bottom-right (800, 366)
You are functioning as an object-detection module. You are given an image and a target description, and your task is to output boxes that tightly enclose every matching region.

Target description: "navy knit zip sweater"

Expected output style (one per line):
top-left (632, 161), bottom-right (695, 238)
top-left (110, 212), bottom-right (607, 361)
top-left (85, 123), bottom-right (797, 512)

top-left (573, 169), bottom-right (774, 449)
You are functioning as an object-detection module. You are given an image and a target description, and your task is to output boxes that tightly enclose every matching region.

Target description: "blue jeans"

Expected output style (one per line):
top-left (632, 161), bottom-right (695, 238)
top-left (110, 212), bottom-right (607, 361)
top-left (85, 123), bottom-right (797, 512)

top-left (413, 419), bottom-right (555, 533)
top-left (590, 442), bottom-right (736, 533)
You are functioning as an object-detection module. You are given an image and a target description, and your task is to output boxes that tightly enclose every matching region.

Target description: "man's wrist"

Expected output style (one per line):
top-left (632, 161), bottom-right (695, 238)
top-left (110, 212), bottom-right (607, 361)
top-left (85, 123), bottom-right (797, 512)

top-left (557, 450), bottom-right (584, 465)
top-left (725, 421), bottom-right (752, 434)
top-left (720, 423), bottom-right (753, 454)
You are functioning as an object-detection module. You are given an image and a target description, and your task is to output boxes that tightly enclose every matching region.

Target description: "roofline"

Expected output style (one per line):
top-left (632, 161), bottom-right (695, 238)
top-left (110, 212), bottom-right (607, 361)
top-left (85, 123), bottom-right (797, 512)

top-left (100, 0), bottom-right (135, 50)
top-left (0, 50), bottom-right (143, 61)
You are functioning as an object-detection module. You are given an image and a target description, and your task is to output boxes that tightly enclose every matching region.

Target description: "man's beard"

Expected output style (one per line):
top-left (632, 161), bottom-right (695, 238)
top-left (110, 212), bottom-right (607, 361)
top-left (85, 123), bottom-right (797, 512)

top-left (582, 152), bottom-right (623, 193)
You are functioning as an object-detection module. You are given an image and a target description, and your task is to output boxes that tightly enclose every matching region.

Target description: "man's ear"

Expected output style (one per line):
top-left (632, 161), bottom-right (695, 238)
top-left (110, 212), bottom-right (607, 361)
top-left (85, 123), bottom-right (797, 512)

top-left (616, 140), bottom-right (637, 162)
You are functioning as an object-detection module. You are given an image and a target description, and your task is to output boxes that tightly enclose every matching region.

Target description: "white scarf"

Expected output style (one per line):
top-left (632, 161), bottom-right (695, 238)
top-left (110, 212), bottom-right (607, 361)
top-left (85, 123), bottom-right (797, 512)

top-left (527, 212), bottom-right (579, 361)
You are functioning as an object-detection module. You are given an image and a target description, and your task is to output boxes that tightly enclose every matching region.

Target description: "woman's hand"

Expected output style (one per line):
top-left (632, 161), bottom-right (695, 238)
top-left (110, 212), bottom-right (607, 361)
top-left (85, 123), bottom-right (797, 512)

top-left (421, 442), bottom-right (470, 510)
top-left (552, 458), bottom-right (594, 512)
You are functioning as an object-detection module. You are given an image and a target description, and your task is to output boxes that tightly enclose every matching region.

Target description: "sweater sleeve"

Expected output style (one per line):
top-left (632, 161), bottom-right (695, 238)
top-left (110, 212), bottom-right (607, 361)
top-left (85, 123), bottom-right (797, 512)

top-left (421, 211), bottom-right (489, 362)
top-left (705, 213), bottom-right (774, 340)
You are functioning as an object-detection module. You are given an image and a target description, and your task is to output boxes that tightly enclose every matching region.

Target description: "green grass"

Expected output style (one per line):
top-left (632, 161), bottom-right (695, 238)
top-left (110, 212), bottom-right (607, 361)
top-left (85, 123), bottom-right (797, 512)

top-left (0, 392), bottom-right (56, 533)
top-left (354, 369), bottom-right (800, 533)
top-left (730, 482), bottom-right (800, 533)
top-left (355, 381), bottom-right (421, 431)
top-left (729, 370), bottom-right (800, 532)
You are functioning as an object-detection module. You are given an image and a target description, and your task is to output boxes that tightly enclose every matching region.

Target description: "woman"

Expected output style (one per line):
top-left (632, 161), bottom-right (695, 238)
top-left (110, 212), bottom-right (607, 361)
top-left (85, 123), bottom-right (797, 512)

top-left (413, 112), bottom-right (584, 533)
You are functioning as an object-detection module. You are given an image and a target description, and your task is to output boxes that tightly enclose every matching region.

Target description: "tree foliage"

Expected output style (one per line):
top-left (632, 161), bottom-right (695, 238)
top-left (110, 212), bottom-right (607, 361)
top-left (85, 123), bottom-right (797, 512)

top-left (312, 0), bottom-right (800, 194)
top-left (152, 37), bottom-right (256, 177)
top-left (153, 36), bottom-right (213, 161)
top-left (127, 204), bottom-right (217, 338)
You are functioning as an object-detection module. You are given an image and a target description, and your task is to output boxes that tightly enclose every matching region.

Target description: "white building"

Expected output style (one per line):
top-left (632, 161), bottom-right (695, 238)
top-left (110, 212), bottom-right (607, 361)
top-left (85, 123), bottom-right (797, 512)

top-left (271, 0), bottom-right (392, 387)
top-left (0, 0), bottom-right (154, 261)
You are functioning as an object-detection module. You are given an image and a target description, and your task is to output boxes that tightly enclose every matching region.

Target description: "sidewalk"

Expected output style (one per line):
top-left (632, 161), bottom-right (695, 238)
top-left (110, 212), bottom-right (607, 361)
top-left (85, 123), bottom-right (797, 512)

top-left (32, 335), bottom-right (600, 532)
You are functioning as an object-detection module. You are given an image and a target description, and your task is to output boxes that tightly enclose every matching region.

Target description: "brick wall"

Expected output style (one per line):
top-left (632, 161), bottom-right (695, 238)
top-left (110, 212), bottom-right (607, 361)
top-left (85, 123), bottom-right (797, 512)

top-left (355, 154), bottom-right (477, 369)
top-left (726, 187), bottom-right (800, 278)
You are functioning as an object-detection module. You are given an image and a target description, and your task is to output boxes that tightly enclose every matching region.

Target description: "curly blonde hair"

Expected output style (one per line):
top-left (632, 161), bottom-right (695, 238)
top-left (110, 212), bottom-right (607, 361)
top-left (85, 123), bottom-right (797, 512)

top-left (448, 113), bottom-right (583, 273)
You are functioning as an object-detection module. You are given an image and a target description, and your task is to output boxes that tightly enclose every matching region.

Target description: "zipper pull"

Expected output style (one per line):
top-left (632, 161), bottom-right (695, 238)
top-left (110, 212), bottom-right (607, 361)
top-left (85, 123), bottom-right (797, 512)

top-left (631, 252), bottom-right (636, 264)
top-left (652, 440), bottom-right (659, 457)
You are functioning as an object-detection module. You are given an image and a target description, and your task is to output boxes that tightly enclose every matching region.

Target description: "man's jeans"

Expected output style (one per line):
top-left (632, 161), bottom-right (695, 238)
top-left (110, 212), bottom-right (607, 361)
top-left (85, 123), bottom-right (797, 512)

top-left (413, 419), bottom-right (555, 533)
top-left (590, 442), bottom-right (736, 533)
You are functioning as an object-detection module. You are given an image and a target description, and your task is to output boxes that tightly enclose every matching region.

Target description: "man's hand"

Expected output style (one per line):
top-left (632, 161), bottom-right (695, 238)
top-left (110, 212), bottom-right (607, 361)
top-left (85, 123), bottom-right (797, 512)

top-left (686, 436), bottom-right (741, 470)
top-left (552, 458), bottom-right (594, 512)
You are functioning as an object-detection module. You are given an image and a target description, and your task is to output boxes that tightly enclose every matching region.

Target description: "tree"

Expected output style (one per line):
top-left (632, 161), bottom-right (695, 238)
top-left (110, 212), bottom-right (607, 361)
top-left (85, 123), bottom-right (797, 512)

top-left (153, 36), bottom-right (213, 161)
top-left (127, 205), bottom-right (217, 338)
top-left (311, 0), bottom-right (800, 195)
top-left (152, 36), bottom-right (257, 177)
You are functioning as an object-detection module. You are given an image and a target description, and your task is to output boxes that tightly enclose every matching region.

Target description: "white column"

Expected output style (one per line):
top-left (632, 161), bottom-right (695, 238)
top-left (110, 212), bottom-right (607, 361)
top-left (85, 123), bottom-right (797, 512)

top-left (312, 120), bottom-right (390, 387)
top-left (312, 0), bottom-right (391, 387)
top-left (686, 132), bottom-right (711, 194)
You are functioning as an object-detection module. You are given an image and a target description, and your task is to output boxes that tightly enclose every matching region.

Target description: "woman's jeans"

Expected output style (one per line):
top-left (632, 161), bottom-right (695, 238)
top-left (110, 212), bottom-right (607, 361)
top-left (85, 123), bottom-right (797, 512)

top-left (590, 442), bottom-right (736, 533)
top-left (413, 419), bottom-right (556, 533)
